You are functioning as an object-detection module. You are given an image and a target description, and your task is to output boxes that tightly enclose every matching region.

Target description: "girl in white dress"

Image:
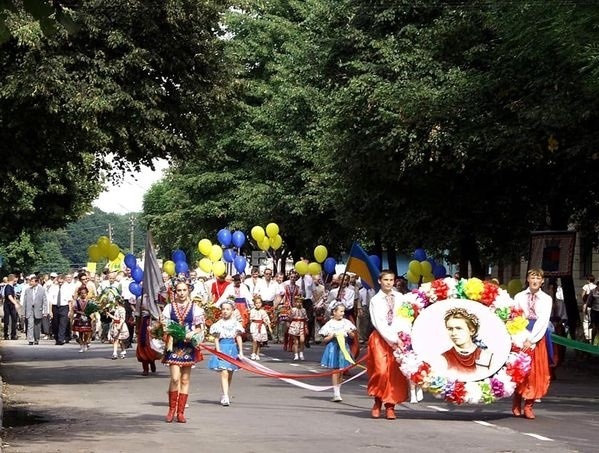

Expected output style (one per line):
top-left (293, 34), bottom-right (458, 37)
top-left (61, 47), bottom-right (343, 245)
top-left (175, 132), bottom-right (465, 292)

top-left (318, 304), bottom-right (357, 402)
top-left (208, 301), bottom-right (245, 406)
top-left (249, 297), bottom-right (271, 360)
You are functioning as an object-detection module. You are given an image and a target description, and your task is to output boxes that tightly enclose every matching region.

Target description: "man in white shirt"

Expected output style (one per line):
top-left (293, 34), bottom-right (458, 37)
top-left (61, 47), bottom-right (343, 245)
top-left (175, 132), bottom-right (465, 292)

top-left (327, 274), bottom-right (356, 321)
top-left (582, 275), bottom-right (596, 342)
top-left (48, 274), bottom-right (72, 345)
top-left (256, 269), bottom-right (278, 308)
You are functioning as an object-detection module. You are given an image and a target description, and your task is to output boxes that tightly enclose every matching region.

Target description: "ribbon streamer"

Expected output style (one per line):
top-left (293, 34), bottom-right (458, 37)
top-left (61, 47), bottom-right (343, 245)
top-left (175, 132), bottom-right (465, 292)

top-left (550, 333), bottom-right (599, 355)
top-left (336, 333), bottom-right (366, 369)
top-left (239, 356), bottom-right (367, 391)
top-left (200, 344), bottom-right (367, 379)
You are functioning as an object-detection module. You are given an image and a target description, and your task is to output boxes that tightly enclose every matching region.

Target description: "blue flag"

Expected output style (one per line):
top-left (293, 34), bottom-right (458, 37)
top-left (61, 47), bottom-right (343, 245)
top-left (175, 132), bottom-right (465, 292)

top-left (345, 242), bottom-right (381, 291)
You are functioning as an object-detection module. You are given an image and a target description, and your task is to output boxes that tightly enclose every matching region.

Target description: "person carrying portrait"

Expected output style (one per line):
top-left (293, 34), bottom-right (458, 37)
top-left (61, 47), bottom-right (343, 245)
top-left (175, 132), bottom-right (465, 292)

top-left (367, 269), bottom-right (409, 420)
top-left (512, 268), bottom-right (552, 420)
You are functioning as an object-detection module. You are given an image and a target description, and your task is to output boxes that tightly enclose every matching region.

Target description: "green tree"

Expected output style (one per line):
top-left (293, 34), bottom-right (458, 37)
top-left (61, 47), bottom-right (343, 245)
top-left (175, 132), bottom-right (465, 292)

top-left (0, 0), bottom-right (230, 241)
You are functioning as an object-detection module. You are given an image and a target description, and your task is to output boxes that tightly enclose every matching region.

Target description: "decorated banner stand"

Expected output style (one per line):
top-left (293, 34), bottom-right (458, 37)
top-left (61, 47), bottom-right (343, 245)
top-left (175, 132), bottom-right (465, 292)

top-left (394, 277), bottom-right (532, 405)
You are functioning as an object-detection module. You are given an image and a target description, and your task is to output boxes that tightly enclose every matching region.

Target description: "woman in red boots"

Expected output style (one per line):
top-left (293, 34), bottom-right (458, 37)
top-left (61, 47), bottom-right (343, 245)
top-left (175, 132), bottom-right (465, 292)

top-left (512, 268), bottom-right (552, 419)
top-left (161, 281), bottom-right (205, 423)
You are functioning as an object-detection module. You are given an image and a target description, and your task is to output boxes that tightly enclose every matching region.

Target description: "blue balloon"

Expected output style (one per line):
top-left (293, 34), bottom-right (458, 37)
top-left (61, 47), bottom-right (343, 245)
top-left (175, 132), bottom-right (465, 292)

top-left (323, 257), bottom-right (337, 274)
top-left (433, 264), bottom-right (447, 279)
top-left (231, 230), bottom-right (246, 248)
top-left (172, 249), bottom-right (186, 263)
top-left (223, 248), bottom-right (237, 263)
top-left (129, 281), bottom-right (142, 297)
top-left (124, 253), bottom-right (137, 269)
top-left (131, 266), bottom-right (144, 283)
top-left (175, 261), bottom-right (189, 274)
top-left (414, 248), bottom-right (427, 262)
top-left (217, 229), bottom-right (232, 247)
top-left (234, 255), bottom-right (247, 274)
top-left (369, 254), bottom-right (381, 270)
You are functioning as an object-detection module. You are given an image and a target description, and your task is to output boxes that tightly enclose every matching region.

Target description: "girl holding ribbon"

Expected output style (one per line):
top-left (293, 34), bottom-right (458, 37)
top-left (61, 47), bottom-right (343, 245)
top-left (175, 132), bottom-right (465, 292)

top-left (318, 303), bottom-right (357, 402)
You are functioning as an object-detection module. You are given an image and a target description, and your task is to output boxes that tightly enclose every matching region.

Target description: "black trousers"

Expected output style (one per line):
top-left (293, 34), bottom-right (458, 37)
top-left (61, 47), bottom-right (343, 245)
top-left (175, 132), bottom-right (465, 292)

top-left (3, 300), bottom-right (18, 339)
top-left (303, 298), bottom-right (314, 342)
top-left (52, 305), bottom-right (69, 343)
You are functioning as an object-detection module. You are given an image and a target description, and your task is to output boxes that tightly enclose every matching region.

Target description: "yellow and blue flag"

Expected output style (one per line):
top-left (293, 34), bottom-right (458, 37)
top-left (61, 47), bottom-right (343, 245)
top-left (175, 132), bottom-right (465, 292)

top-left (346, 242), bottom-right (380, 291)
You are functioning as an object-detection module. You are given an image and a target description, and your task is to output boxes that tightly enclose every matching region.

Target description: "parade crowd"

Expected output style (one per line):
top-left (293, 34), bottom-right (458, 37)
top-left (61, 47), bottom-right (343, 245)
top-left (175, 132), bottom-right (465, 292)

top-left (0, 264), bottom-right (576, 423)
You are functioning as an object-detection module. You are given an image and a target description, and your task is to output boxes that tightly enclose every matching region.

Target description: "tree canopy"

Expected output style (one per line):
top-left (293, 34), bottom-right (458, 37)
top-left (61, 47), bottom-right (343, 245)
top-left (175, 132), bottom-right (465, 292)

top-left (144, 0), bottom-right (599, 275)
top-left (0, 0), bottom-right (230, 241)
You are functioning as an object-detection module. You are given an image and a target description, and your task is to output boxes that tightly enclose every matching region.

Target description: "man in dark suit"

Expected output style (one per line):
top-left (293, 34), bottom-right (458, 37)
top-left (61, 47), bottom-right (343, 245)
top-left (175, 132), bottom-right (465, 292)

top-left (22, 275), bottom-right (47, 345)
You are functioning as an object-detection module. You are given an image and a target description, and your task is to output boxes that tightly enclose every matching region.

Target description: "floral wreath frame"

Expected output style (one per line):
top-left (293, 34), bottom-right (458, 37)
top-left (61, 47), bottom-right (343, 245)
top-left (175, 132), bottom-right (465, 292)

top-left (393, 277), bottom-right (532, 405)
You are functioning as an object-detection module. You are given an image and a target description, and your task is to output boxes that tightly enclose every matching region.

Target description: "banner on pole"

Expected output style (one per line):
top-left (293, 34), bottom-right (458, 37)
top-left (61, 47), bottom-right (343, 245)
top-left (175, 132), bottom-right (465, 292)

top-left (528, 231), bottom-right (576, 277)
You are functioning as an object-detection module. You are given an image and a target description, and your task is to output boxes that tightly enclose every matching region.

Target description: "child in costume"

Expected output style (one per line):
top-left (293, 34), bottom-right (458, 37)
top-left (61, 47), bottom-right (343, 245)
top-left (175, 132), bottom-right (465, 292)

top-left (208, 300), bottom-right (245, 406)
top-left (319, 303), bottom-right (357, 402)
top-left (107, 298), bottom-right (129, 360)
top-left (288, 296), bottom-right (308, 360)
top-left (249, 296), bottom-right (271, 360)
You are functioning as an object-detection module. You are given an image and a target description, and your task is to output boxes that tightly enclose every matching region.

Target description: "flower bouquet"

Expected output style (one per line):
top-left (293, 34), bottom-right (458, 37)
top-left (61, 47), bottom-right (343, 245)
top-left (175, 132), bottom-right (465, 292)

top-left (84, 301), bottom-right (100, 316)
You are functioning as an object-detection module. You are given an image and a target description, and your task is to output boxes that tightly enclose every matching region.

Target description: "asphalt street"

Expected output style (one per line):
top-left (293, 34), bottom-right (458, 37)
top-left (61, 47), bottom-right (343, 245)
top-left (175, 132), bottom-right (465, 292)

top-left (0, 338), bottom-right (598, 453)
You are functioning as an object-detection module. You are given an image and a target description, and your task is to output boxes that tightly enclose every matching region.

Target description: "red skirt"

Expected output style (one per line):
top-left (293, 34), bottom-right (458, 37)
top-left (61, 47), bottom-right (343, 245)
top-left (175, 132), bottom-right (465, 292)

top-left (366, 330), bottom-right (408, 404)
top-left (136, 316), bottom-right (162, 363)
top-left (517, 336), bottom-right (551, 400)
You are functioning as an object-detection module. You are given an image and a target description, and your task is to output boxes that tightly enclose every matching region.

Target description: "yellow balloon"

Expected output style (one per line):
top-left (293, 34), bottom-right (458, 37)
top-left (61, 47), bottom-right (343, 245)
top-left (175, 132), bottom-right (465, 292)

top-left (308, 262), bottom-right (321, 275)
top-left (259, 236), bottom-right (271, 251)
top-left (251, 226), bottom-right (265, 242)
top-left (97, 236), bottom-right (111, 256)
top-left (406, 270), bottom-right (419, 284)
top-left (420, 260), bottom-right (432, 275)
top-left (408, 260), bottom-right (421, 276)
top-left (265, 222), bottom-right (279, 238)
top-left (270, 234), bottom-right (282, 250)
top-left (198, 238), bottom-right (212, 256)
top-left (88, 244), bottom-right (103, 262)
top-left (199, 257), bottom-right (212, 273)
top-left (212, 261), bottom-right (226, 277)
top-left (313, 245), bottom-right (328, 263)
top-left (507, 279), bottom-right (523, 297)
top-left (422, 273), bottom-right (435, 283)
top-left (209, 244), bottom-right (223, 262)
top-left (163, 260), bottom-right (176, 276)
top-left (107, 243), bottom-right (120, 261)
top-left (295, 260), bottom-right (309, 276)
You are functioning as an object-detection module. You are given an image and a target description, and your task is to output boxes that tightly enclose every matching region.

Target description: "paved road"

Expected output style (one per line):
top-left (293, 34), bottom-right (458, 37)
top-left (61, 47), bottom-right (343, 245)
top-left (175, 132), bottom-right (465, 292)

top-left (0, 338), bottom-right (597, 453)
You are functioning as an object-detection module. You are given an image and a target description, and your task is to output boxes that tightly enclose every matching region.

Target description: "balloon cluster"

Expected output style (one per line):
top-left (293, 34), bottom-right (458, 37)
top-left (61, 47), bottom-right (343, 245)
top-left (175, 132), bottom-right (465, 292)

top-left (198, 229), bottom-right (247, 276)
top-left (123, 253), bottom-right (143, 297)
top-left (162, 249), bottom-right (191, 277)
top-left (250, 223), bottom-right (283, 252)
top-left (406, 248), bottom-right (447, 284)
top-left (87, 236), bottom-right (120, 262)
top-left (294, 245), bottom-right (328, 276)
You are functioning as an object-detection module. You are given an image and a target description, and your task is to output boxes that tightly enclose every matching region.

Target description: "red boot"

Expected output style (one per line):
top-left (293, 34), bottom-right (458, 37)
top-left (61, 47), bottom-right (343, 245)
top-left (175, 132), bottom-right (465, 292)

top-left (385, 403), bottom-right (396, 420)
top-left (177, 393), bottom-right (188, 423)
top-left (371, 397), bottom-right (382, 418)
top-left (512, 393), bottom-right (522, 417)
top-left (523, 399), bottom-right (535, 419)
top-left (165, 391), bottom-right (178, 423)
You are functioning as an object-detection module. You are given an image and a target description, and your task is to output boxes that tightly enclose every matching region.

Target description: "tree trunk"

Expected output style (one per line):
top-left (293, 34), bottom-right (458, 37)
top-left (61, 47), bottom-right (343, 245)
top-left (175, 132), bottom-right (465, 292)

top-left (560, 275), bottom-right (580, 339)
top-left (386, 244), bottom-right (398, 275)
top-left (459, 232), bottom-right (484, 278)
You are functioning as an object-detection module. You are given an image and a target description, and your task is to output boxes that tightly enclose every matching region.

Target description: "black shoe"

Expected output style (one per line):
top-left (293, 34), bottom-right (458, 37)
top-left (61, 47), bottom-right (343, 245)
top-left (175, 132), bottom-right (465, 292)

top-left (305, 342), bottom-right (311, 348)
top-left (3, 336), bottom-right (8, 340)
top-left (34, 341), bottom-right (39, 345)
top-left (55, 341), bottom-right (65, 345)
top-left (11, 337), bottom-right (18, 340)
top-left (28, 342), bottom-right (34, 345)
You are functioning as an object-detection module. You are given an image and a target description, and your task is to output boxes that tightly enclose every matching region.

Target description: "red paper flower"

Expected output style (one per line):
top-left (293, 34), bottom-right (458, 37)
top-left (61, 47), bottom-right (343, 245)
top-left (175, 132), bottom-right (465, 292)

top-left (431, 279), bottom-right (449, 300)
top-left (480, 282), bottom-right (499, 306)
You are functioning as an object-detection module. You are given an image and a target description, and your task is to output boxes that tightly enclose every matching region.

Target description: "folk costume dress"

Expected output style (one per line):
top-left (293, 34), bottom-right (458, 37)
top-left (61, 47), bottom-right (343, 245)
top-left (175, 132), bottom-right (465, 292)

top-left (110, 305), bottom-right (130, 341)
top-left (72, 298), bottom-right (93, 333)
top-left (161, 301), bottom-right (205, 367)
top-left (319, 318), bottom-right (356, 369)
top-left (208, 318), bottom-right (244, 371)
top-left (249, 307), bottom-right (271, 343)
top-left (513, 288), bottom-right (552, 399)
top-left (367, 289), bottom-right (409, 405)
top-left (136, 296), bottom-right (162, 370)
